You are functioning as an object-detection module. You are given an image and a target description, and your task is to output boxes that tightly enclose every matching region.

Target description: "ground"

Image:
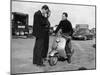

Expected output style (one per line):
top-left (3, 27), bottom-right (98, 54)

top-left (11, 36), bottom-right (96, 74)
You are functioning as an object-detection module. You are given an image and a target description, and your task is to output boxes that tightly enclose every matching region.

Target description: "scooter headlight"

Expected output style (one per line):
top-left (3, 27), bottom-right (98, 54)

top-left (56, 38), bottom-right (60, 43)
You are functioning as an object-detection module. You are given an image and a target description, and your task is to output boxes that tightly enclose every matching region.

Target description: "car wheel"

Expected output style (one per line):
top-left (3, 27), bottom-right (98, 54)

top-left (90, 37), bottom-right (93, 40)
top-left (20, 31), bottom-right (24, 36)
top-left (84, 36), bottom-right (87, 40)
top-left (16, 32), bottom-right (19, 36)
top-left (48, 56), bottom-right (58, 66)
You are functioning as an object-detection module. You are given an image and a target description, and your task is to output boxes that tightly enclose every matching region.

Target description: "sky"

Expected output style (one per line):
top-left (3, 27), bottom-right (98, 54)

top-left (12, 1), bottom-right (95, 29)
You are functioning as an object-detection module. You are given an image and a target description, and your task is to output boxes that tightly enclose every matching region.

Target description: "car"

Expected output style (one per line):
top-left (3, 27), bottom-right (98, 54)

top-left (93, 44), bottom-right (96, 48)
top-left (72, 34), bottom-right (86, 40)
top-left (12, 12), bottom-right (29, 36)
top-left (72, 30), bottom-right (94, 40)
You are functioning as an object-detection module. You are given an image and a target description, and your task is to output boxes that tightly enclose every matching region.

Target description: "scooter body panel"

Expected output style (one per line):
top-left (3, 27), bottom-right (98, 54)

top-left (49, 50), bottom-right (58, 57)
top-left (51, 36), bottom-right (67, 58)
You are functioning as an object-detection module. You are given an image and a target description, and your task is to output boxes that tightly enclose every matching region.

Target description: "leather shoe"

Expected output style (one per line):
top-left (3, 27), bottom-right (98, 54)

top-left (36, 63), bottom-right (45, 67)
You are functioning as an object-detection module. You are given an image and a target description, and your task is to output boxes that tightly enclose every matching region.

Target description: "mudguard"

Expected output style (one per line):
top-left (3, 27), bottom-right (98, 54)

top-left (49, 50), bottom-right (58, 57)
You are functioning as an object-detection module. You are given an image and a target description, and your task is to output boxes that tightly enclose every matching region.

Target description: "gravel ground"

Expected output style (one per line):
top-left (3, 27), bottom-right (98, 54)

top-left (11, 36), bottom-right (96, 74)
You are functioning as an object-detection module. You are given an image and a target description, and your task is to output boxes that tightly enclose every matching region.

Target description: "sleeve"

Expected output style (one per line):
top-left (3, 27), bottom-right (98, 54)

top-left (32, 13), bottom-right (39, 36)
top-left (33, 13), bottom-right (39, 26)
top-left (70, 22), bottom-right (73, 33)
top-left (34, 13), bottom-right (47, 27)
top-left (38, 14), bottom-right (47, 27)
top-left (68, 21), bottom-right (73, 36)
top-left (46, 19), bottom-right (50, 28)
top-left (54, 21), bottom-right (62, 33)
top-left (32, 12), bottom-right (46, 36)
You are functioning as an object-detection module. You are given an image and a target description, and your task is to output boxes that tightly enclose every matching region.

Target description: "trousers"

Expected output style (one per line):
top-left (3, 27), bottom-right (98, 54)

top-left (33, 35), bottom-right (49, 64)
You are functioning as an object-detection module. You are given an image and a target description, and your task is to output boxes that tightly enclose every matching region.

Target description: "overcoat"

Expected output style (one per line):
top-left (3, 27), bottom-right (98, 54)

top-left (33, 10), bottom-right (50, 38)
top-left (33, 10), bottom-right (50, 64)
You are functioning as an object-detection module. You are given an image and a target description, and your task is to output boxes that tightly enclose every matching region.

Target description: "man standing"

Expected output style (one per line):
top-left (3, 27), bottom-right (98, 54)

top-left (32, 5), bottom-right (50, 66)
top-left (54, 12), bottom-right (73, 63)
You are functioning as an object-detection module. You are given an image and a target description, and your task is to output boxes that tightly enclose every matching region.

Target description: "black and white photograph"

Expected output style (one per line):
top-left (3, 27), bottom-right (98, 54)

top-left (11, 0), bottom-right (96, 74)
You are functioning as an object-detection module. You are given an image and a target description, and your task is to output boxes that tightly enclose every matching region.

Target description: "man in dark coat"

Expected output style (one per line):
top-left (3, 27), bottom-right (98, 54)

top-left (54, 12), bottom-right (73, 63)
top-left (32, 5), bottom-right (50, 66)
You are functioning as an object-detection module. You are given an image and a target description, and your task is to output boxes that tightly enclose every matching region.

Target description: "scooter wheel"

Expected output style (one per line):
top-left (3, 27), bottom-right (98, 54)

top-left (48, 56), bottom-right (58, 66)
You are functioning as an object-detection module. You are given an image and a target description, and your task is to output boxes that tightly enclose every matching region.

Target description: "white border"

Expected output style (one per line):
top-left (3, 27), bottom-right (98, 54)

top-left (0, 0), bottom-right (100, 75)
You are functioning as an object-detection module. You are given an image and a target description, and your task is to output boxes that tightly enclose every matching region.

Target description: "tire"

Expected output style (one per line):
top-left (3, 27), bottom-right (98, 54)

top-left (20, 31), bottom-right (24, 36)
top-left (90, 37), bottom-right (93, 40)
top-left (16, 32), bottom-right (19, 36)
top-left (48, 56), bottom-right (58, 66)
top-left (84, 36), bottom-right (87, 40)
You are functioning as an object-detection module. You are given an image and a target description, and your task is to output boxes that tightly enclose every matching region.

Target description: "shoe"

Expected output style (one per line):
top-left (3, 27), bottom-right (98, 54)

top-left (67, 55), bottom-right (71, 63)
top-left (43, 58), bottom-right (47, 62)
top-left (36, 63), bottom-right (45, 67)
top-left (33, 62), bottom-right (37, 65)
top-left (67, 58), bottom-right (71, 63)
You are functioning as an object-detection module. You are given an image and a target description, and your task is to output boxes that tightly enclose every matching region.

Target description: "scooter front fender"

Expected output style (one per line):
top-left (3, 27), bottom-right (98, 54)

top-left (49, 50), bottom-right (58, 57)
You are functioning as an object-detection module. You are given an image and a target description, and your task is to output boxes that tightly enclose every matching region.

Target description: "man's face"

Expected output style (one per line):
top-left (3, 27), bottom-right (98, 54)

top-left (62, 14), bottom-right (67, 20)
top-left (42, 9), bottom-right (49, 18)
top-left (47, 10), bottom-right (51, 18)
top-left (42, 9), bottom-right (48, 14)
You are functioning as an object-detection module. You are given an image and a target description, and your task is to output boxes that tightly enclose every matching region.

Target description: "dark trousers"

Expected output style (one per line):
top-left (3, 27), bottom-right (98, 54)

top-left (65, 37), bottom-right (72, 55)
top-left (33, 35), bottom-right (49, 64)
top-left (62, 33), bottom-right (72, 56)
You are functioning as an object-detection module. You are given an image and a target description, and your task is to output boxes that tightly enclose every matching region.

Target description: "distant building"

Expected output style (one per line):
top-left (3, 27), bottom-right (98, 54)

top-left (90, 28), bottom-right (96, 38)
top-left (75, 24), bottom-right (90, 35)
top-left (90, 28), bottom-right (96, 34)
top-left (76, 24), bottom-right (89, 31)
